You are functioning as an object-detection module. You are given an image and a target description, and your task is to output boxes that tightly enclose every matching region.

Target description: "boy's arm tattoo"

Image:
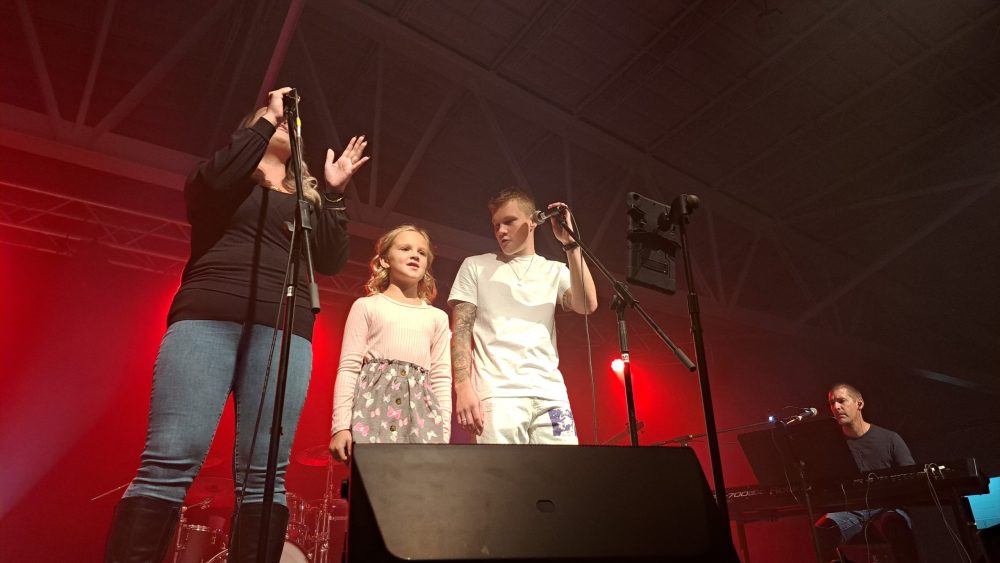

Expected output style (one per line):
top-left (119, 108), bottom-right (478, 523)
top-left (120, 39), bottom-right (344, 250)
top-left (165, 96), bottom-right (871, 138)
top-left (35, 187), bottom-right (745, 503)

top-left (450, 301), bottom-right (477, 386)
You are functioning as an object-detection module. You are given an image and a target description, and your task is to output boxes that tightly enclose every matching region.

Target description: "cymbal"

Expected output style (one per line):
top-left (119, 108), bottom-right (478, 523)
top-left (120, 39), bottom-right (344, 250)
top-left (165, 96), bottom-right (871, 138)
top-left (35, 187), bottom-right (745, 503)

top-left (187, 476), bottom-right (234, 507)
top-left (294, 444), bottom-right (333, 467)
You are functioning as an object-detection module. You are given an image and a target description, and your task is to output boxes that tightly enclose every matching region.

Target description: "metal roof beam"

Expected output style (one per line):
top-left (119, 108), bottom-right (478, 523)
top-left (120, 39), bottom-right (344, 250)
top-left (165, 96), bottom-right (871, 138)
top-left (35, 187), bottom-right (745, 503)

top-left (713, 4), bottom-right (1000, 191)
top-left (92, 0), bottom-right (235, 141)
top-left (14, 0), bottom-right (62, 133)
top-left (649, 0), bottom-right (885, 152)
top-left (380, 86), bottom-right (465, 218)
top-left (795, 181), bottom-right (998, 326)
top-left (75, 0), bottom-right (117, 127)
top-left (256, 0), bottom-right (305, 105)
top-left (309, 0), bottom-right (863, 268)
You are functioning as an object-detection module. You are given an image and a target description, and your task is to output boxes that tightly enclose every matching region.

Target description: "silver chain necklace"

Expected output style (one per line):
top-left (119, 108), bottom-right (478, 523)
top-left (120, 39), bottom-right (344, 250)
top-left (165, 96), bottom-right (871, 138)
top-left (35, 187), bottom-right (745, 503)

top-left (509, 255), bottom-right (535, 285)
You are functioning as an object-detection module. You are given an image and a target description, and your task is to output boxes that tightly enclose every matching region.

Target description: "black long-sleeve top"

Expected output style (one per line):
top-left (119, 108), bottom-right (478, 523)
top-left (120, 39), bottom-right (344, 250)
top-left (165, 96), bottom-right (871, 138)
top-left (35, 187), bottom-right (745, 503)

top-left (166, 118), bottom-right (350, 341)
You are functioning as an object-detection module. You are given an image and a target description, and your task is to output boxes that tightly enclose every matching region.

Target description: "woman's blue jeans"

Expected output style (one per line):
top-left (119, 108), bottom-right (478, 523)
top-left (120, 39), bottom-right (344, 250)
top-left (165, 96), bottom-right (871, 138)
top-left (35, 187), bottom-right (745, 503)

top-left (124, 320), bottom-right (312, 506)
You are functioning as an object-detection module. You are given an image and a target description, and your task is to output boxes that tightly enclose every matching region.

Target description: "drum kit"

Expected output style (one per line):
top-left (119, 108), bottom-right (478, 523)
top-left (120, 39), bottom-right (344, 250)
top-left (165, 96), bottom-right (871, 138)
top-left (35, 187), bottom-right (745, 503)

top-left (166, 445), bottom-right (349, 563)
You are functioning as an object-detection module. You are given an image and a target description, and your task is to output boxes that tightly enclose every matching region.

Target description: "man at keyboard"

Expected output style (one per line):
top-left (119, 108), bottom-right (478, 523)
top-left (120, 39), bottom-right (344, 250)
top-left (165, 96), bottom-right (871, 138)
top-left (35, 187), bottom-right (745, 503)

top-left (814, 383), bottom-right (919, 562)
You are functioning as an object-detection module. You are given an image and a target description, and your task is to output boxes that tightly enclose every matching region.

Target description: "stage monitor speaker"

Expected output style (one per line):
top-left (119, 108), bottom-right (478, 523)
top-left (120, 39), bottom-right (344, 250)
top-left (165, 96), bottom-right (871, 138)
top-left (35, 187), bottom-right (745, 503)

top-left (347, 444), bottom-right (738, 562)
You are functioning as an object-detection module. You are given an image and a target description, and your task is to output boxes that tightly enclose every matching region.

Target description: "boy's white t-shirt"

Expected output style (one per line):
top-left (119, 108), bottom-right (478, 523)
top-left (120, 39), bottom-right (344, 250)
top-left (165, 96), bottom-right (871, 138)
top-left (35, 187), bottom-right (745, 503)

top-left (448, 253), bottom-right (571, 401)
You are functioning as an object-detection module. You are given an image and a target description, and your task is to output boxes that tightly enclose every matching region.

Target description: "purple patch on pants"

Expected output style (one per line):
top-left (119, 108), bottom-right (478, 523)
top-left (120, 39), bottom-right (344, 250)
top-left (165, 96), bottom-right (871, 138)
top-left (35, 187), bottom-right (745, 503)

top-left (548, 408), bottom-right (576, 436)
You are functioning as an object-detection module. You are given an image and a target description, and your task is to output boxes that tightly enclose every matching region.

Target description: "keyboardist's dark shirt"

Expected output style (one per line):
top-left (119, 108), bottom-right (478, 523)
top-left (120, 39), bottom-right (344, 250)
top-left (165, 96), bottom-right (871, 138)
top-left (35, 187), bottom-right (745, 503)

top-left (847, 424), bottom-right (914, 473)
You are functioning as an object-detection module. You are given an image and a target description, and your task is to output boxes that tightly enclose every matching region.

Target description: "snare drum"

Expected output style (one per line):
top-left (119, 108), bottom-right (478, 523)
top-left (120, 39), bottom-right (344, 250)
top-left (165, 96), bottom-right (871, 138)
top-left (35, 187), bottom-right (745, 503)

top-left (170, 523), bottom-right (226, 563)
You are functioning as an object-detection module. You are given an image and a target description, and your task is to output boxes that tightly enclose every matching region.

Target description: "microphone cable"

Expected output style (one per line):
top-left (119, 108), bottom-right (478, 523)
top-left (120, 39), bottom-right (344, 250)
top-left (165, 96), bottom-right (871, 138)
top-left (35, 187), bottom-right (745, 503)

top-left (924, 463), bottom-right (974, 563)
top-left (561, 211), bottom-right (598, 444)
top-left (573, 215), bottom-right (599, 445)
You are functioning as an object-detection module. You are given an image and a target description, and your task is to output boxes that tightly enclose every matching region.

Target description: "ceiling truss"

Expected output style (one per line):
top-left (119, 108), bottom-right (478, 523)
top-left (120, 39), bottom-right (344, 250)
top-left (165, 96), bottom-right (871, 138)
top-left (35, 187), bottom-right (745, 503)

top-left (3, 0), bottom-right (996, 388)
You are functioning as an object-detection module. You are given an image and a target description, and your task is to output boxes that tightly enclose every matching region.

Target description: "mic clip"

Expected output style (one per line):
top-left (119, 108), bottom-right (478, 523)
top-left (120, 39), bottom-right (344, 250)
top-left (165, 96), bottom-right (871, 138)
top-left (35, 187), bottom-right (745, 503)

top-left (532, 205), bottom-right (568, 225)
top-left (282, 88), bottom-right (300, 117)
top-left (778, 407), bottom-right (818, 426)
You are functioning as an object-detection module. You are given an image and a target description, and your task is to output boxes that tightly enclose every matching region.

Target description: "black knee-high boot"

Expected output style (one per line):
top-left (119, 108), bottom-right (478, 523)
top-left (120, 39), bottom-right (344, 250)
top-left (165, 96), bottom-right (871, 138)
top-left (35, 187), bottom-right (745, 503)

top-left (104, 495), bottom-right (181, 563)
top-left (228, 503), bottom-right (289, 563)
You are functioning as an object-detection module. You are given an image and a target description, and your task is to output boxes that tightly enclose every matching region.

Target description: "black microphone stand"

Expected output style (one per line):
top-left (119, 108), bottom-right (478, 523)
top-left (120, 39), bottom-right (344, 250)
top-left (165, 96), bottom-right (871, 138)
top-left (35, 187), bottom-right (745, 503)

top-left (611, 294), bottom-right (641, 446)
top-left (256, 89), bottom-right (322, 562)
top-left (554, 212), bottom-right (695, 449)
top-left (670, 194), bottom-right (730, 523)
top-left (559, 196), bottom-right (732, 525)
top-left (773, 421), bottom-right (825, 563)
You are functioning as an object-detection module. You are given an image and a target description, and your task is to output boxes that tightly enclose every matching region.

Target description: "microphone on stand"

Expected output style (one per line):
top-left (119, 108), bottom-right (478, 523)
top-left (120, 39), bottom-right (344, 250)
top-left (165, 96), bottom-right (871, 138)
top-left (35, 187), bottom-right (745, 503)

top-left (531, 205), bottom-right (568, 225)
top-left (665, 194), bottom-right (701, 227)
top-left (282, 88), bottom-right (300, 110)
top-left (282, 88), bottom-right (301, 136)
top-left (781, 407), bottom-right (818, 426)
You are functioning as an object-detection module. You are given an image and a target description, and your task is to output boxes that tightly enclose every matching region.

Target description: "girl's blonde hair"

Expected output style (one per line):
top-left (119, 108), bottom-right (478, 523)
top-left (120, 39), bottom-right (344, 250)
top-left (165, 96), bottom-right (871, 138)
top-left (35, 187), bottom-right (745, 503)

top-left (365, 225), bottom-right (437, 302)
top-left (239, 109), bottom-right (322, 207)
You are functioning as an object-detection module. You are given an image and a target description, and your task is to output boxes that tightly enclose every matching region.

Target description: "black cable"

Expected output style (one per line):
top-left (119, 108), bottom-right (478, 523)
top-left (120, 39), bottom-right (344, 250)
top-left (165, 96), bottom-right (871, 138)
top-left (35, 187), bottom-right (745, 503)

top-left (768, 429), bottom-right (803, 506)
top-left (863, 472), bottom-right (874, 563)
top-left (924, 463), bottom-right (973, 563)
top-left (567, 214), bottom-right (598, 445)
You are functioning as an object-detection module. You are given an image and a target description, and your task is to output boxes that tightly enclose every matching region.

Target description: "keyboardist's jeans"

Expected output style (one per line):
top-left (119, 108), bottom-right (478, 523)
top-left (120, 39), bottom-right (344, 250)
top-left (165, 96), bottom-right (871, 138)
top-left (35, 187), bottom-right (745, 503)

top-left (816, 509), bottom-right (917, 561)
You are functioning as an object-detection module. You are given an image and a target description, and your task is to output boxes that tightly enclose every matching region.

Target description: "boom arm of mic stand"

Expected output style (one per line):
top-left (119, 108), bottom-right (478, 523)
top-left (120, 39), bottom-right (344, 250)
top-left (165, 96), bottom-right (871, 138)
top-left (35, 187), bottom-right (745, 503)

top-left (555, 215), bottom-right (695, 370)
top-left (555, 215), bottom-right (690, 447)
top-left (652, 419), bottom-right (776, 447)
top-left (600, 421), bottom-right (646, 445)
top-left (557, 212), bottom-right (733, 536)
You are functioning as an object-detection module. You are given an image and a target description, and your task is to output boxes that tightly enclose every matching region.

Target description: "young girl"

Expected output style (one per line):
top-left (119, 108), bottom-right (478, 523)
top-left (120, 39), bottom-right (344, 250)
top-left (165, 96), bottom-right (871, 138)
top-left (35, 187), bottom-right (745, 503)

top-left (329, 225), bottom-right (451, 461)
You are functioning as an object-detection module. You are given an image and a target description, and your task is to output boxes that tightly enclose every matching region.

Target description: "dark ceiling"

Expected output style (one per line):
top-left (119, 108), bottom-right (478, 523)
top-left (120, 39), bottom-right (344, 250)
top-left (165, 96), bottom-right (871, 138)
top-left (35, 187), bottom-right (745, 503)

top-left (1, 0), bottom-right (997, 387)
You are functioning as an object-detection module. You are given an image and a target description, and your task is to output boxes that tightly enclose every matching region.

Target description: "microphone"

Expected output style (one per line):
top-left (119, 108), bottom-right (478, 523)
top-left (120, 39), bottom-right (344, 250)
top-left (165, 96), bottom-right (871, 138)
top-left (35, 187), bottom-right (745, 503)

top-left (531, 205), bottom-right (567, 225)
top-left (282, 88), bottom-right (300, 112)
top-left (665, 194), bottom-right (701, 226)
top-left (781, 407), bottom-right (818, 425)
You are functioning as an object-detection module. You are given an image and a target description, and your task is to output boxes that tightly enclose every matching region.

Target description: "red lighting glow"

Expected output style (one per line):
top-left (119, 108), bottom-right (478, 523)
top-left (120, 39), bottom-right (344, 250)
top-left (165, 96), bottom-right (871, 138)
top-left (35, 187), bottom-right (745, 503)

top-left (611, 358), bottom-right (625, 374)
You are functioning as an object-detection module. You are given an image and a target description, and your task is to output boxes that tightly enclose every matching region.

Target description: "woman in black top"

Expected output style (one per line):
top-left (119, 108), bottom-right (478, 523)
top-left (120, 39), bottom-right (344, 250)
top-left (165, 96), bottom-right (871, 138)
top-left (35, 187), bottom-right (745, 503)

top-left (104, 87), bottom-right (368, 563)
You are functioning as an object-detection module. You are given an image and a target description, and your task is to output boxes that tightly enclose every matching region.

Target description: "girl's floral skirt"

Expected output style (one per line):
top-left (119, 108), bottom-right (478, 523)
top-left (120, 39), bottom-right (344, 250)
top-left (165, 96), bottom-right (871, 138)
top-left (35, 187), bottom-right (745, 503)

top-left (351, 358), bottom-right (446, 443)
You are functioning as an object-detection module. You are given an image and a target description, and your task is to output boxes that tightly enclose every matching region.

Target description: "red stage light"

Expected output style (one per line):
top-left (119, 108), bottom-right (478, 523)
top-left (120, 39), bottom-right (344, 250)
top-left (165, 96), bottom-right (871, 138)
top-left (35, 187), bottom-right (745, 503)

top-left (611, 358), bottom-right (625, 374)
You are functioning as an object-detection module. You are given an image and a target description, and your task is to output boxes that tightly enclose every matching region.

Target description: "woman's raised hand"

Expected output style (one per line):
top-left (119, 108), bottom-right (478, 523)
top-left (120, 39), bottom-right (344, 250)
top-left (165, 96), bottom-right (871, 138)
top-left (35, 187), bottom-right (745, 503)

top-left (324, 135), bottom-right (370, 193)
